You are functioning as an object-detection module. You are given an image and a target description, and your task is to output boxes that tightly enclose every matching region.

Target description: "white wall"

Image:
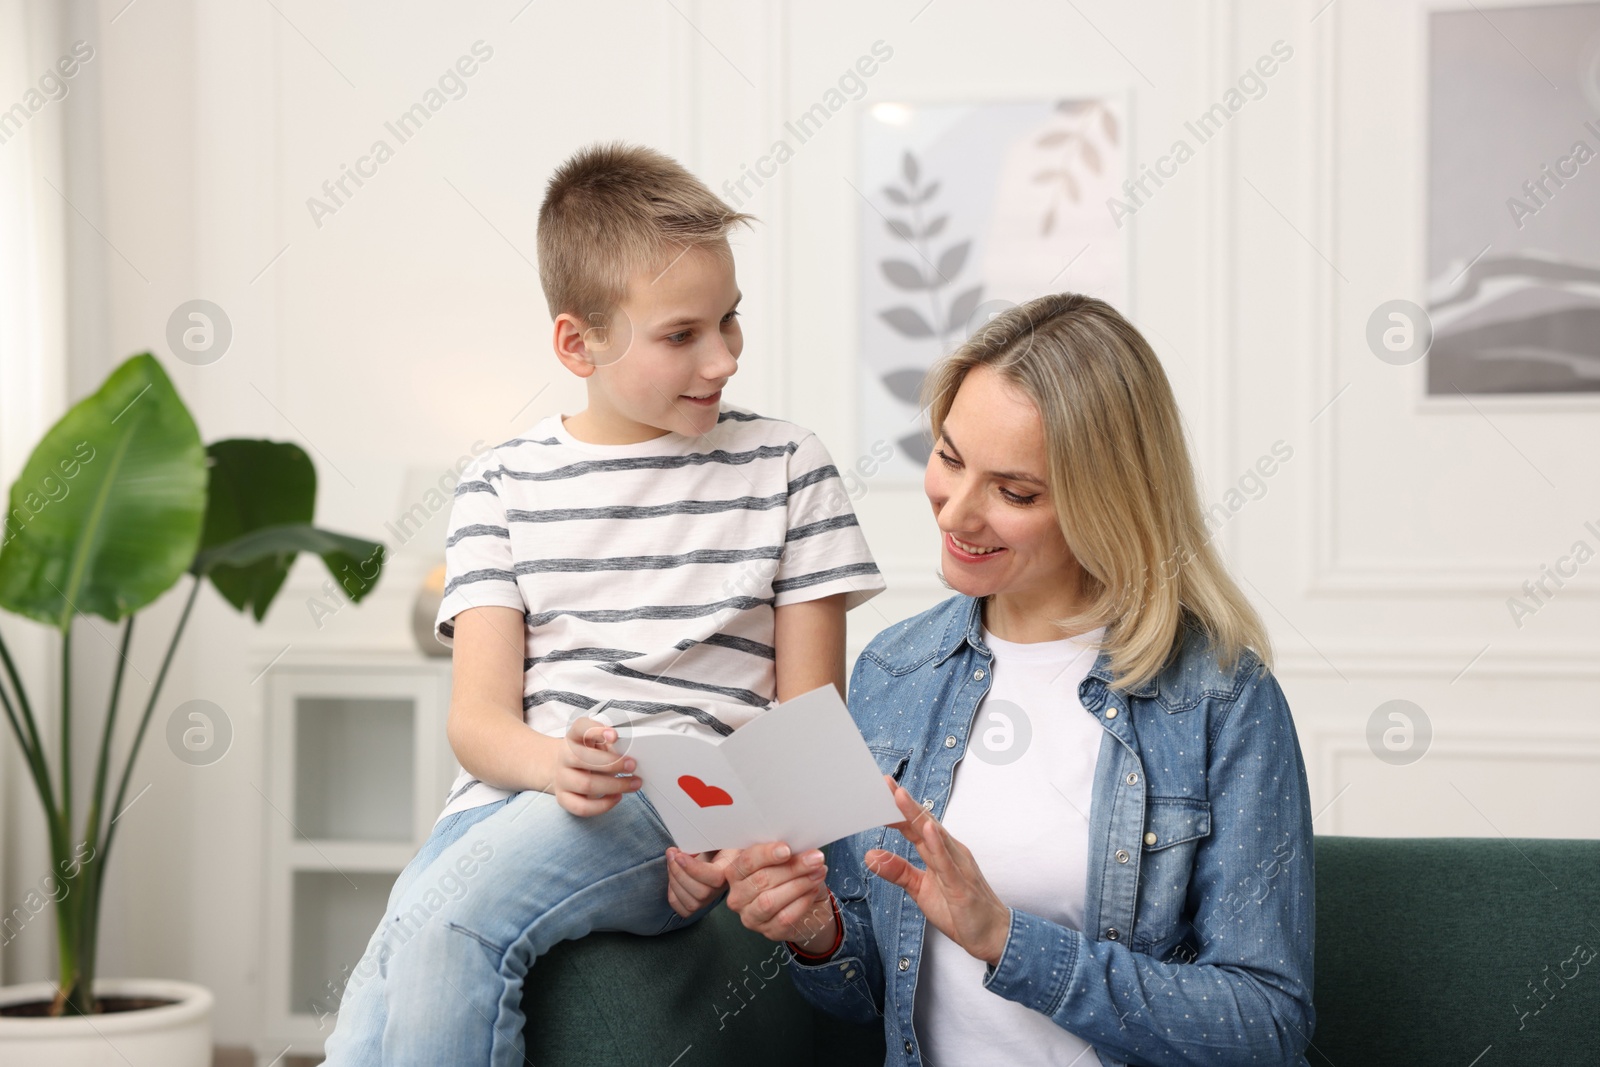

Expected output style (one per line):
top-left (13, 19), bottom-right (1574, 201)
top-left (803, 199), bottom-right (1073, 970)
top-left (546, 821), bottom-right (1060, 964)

top-left (2, 0), bottom-right (1595, 1050)
top-left (0, 0), bottom-right (72, 998)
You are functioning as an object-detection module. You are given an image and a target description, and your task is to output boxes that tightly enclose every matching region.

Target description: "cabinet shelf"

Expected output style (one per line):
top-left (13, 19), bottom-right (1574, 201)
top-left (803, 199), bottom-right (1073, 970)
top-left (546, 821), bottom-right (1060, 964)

top-left (261, 657), bottom-right (454, 1056)
top-left (286, 841), bottom-right (418, 871)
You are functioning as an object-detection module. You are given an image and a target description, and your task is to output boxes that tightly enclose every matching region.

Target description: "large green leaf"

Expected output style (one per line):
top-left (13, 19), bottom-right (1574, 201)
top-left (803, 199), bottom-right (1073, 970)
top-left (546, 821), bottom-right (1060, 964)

top-left (199, 440), bottom-right (316, 619)
top-left (194, 523), bottom-right (384, 620)
top-left (0, 353), bottom-right (206, 629)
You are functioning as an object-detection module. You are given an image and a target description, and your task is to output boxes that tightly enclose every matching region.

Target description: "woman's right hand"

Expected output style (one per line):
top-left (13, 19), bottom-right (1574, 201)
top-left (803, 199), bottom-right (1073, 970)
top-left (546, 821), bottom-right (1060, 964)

top-left (551, 716), bottom-right (642, 816)
top-left (723, 842), bottom-right (837, 949)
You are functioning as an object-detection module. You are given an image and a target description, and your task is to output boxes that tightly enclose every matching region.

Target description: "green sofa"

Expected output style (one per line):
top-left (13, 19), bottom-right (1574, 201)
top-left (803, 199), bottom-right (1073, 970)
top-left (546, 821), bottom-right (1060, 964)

top-left (523, 836), bottom-right (1600, 1065)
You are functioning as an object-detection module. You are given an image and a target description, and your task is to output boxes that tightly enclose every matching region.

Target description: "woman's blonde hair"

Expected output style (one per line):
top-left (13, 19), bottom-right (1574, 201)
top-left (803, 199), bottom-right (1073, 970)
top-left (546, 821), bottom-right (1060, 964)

top-left (920, 293), bottom-right (1272, 693)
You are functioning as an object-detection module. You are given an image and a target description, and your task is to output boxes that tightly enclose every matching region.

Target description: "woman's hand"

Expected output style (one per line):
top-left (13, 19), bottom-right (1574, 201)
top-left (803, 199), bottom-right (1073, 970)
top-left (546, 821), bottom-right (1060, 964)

top-left (719, 843), bottom-right (836, 950)
top-left (866, 775), bottom-right (1012, 968)
top-left (549, 717), bottom-right (642, 816)
top-left (665, 847), bottom-right (734, 917)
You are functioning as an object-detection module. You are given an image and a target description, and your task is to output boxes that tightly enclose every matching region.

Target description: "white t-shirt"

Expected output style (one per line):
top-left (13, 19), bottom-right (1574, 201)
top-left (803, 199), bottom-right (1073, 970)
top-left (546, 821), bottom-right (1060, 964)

top-left (430, 405), bottom-right (886, 822)
top-left (912, 623), bottom-right (1107, 1065)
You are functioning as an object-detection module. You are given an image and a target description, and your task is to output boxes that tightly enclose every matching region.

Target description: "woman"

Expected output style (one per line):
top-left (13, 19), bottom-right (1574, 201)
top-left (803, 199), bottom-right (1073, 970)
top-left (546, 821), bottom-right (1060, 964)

top-left (706, 294), bottom-right (1316, 1065)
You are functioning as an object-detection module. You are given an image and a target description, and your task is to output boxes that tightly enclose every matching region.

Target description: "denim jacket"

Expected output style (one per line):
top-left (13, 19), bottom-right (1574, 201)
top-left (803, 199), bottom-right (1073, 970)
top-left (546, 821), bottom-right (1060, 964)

top-left (788, 594), bottom-right (1316, 1066)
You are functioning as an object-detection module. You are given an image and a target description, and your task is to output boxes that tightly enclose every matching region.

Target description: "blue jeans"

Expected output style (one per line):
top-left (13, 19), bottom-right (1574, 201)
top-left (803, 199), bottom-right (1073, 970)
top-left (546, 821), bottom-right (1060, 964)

top-left (320, 787), bottom-right (719, 1066)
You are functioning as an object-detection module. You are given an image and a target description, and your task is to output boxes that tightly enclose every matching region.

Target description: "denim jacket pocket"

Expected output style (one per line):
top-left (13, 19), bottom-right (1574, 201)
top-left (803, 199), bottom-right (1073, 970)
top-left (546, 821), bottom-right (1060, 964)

top-left (1134, 796), bottom-right (1211, 946)
top-left (869, 743), bottom-right (911, 782)
top-left (853, 744), bottom-right (911, 887)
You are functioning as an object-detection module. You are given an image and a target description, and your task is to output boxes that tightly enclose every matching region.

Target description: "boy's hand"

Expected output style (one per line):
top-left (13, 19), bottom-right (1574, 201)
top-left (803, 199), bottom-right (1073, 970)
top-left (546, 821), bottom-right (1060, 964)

top-left (551, 716), bottom-right (642, 816)
top-left (666, 847), bottom-right (736, 917)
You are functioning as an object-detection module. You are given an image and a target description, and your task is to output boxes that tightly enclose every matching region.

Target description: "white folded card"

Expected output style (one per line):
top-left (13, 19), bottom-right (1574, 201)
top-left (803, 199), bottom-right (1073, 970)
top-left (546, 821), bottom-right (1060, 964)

top-left (601, 684), bottom-right (903, 854)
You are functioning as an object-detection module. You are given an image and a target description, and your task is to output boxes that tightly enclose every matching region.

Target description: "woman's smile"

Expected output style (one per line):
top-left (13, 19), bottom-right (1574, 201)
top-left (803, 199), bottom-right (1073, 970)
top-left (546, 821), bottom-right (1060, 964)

top-left (945, 532), bottom-right (1006, 561)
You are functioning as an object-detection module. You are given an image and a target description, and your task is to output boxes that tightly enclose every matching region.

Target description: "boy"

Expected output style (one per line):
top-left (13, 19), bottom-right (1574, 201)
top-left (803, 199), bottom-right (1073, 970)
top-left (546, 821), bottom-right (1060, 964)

top-left (320, 142), bottom-right (886, 1065)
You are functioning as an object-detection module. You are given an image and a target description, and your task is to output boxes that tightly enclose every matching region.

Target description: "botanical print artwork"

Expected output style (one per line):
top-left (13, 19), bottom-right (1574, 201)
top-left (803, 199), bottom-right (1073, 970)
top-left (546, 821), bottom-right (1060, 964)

top-left (1426, 4), bottom-right (1600, 395)
top-left (873, 150), bottom-right (985, 412)
top-left (859, 99), bottom-right (1128, 479)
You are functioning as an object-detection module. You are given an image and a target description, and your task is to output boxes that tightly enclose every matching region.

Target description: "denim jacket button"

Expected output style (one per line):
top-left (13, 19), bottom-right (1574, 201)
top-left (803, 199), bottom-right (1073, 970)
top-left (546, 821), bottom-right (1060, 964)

top-left (921, 797), bottom-right (934, 811)
top-left (1144, 831), bottom-right (1158, 845)
top-left (898, 956), bottom-right (911, 971)
top-left (944, 734), bottom-right (957, 748)
top-left (1125, 771), bottom-right (1138, 785)
top-left (1106, 928), bottom-right (1120, 940)
top-left (974, 669), bottom-right (986, 680)
top-left (904, 1039), bottom-right (914, 1053)
top-left (1115, 849), bottom-right (1130, 863)
top-left (1105, 706), bottom-right (1119, 718)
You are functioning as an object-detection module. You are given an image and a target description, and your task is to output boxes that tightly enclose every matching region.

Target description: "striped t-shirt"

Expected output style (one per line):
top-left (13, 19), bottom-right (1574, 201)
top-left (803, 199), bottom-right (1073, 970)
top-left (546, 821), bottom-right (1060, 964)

top-left (431, 405), bottom-right (887, 821)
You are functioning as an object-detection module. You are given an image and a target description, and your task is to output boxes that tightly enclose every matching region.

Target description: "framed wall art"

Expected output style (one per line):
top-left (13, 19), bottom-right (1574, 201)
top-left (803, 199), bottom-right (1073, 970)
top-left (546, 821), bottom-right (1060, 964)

top-left (857, 96), bottom-right (1131, 478)
top-left (1426, 2), bottom-right (1600, 395)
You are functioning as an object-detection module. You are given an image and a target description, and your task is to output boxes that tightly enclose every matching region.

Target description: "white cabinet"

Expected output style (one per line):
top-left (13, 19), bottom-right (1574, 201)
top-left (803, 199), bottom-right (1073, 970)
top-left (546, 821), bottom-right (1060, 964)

top-left (259, 655), bottom-right (454, 1058)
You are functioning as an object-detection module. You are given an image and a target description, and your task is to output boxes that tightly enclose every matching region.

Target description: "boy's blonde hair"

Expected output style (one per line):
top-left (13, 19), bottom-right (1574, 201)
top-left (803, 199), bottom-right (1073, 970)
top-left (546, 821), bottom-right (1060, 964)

top-left (920, 293), bottom-right (1273, 694)
top-left (536, 141), bottom-right (754, 320)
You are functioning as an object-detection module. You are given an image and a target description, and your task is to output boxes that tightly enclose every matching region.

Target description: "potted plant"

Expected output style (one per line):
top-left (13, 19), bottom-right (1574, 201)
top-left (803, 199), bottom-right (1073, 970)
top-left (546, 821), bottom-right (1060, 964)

top-left (0, 353), bottom-right (385, 1065)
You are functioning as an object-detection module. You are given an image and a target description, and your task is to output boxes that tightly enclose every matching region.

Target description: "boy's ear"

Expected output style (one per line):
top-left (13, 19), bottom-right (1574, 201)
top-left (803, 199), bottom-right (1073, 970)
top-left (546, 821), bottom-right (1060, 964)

top-left (552, 312), bottom-right (597, 378)
top-left (552, 307), bottom-right (634, 375)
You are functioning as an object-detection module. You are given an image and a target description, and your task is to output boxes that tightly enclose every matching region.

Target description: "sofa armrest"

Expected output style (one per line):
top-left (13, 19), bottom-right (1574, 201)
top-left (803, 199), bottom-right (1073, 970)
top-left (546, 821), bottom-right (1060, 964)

top-left (522, 901), bottom-right (885, 1066)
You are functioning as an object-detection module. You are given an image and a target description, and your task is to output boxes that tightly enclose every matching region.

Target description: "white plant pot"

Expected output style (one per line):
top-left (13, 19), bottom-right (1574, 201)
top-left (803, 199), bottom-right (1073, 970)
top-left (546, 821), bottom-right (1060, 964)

top-left (0, 979), bottom-right (212, 1067)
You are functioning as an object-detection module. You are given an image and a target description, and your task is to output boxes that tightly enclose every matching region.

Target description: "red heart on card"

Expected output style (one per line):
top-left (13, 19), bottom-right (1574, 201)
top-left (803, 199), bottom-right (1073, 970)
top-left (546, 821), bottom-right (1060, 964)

top-left (678, 775), bottom-right (734, 808)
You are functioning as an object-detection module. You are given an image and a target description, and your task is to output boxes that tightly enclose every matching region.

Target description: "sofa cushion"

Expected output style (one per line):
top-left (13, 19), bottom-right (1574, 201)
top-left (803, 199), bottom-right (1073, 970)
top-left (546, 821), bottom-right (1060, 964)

top-left (522, 834), bottom-right (1600, 1064)
top-left (1312, 835), bottom-right (1600, 1065)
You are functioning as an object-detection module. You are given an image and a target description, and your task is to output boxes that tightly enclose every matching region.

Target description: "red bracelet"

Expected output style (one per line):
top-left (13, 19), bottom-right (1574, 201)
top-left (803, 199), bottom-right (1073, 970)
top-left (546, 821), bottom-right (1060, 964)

top-left (787, 887), bottom-right (843, 962)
